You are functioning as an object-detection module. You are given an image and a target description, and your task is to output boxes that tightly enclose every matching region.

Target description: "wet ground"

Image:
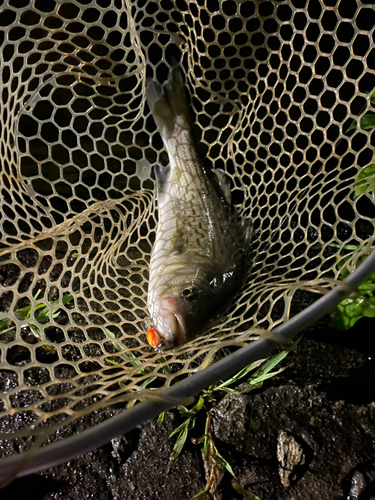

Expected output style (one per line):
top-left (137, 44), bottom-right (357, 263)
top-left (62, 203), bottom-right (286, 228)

top-left (1, 314), bottom-right (375, 500)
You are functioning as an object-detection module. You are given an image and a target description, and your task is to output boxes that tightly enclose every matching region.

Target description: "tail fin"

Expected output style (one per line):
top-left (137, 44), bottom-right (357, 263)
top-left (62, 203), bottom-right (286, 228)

top-left (146, 63), bottom-right (191, 141)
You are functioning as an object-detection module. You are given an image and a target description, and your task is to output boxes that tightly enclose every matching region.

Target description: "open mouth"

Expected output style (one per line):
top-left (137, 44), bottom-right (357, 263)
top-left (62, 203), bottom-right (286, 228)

top-left (157, 297), bottom-right (186, 347)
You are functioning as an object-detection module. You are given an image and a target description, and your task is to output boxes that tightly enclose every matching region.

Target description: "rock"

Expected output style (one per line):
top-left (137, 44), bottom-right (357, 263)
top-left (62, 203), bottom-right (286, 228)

top-left (276, 430), bottom-right (306, 487)
top-left (209, 385), bottom-right (374, 500)
top-left (348, 462), bottom-right (375, 500)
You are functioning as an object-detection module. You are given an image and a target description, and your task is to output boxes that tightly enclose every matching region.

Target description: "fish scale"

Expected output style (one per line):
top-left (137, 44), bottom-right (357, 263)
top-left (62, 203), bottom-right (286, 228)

top-left (166, 139), bottom-right (227, 257)
top-left (146, 65), bottom-right (251, 347)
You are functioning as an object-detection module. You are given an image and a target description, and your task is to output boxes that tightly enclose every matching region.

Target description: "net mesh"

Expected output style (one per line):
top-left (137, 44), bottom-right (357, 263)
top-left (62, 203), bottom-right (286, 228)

top-left (0, 0), bottom-right (374, 443)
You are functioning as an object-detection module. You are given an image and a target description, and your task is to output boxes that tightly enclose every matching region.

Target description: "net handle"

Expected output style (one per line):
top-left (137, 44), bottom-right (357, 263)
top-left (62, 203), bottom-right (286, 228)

top-left (1, 250), bottom-right (374, 481)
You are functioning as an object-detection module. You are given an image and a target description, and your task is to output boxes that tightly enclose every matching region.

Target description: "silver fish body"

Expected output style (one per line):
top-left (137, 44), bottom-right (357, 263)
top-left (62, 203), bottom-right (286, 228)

top-left (146, 66), bottom-right (251, 347)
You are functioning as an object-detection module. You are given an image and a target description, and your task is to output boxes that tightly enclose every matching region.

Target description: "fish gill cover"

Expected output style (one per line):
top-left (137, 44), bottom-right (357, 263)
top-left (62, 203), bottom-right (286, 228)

top-left (0, 0), bottom-right (374, 453)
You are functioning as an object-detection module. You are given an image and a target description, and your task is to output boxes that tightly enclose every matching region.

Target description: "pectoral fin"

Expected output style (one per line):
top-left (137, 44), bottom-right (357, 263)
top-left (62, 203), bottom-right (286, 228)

top-left (241, 218), bottom-right (254, 248)
top-left (169, 227), bottom-right (185, 254)
top-left (154, 164), bottom-right (170, 198)
top-left (214, 168), bottom-right (232, 205)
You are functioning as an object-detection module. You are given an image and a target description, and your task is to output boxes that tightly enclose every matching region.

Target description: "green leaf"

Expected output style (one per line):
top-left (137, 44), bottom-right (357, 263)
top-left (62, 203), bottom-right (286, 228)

top-left (353, 163), bottom-right (375, 199)
top-left (359, 283), bottom-right (375, 292)
top-left (28, 323), bottom-right (42, 339)
top-left (14, 304), bottom-right (32, 321)
top-left (157, 412), bottom-right (165, 424)
top-left (203, 416), bottom-right (210, 460)
top-left (329, 243), bottom-right (371, 251)
top-left (138, 376), bottom-right (157, 389)
top-left (346, 120), bottom-right (357, 133)
top-left (126, 376), bottom-right (158, 408)
top-left (203, 433), bottom-right (210, 460)
top-left (190, 491), bottom-right (209, 500)
top-left (35, 290), bottom-right (81, 323)
top-left (169, 418), bottom-right (192, 463)
top-left (357, 163), bottom-right (375, 179)
top-left (232, 483), bottom-right (261, 500)
top-left (248, 366), bottom-right (287, 385)
top-left (105, 328), bottom-right (146, 375)
top-left (215, 450), bottom-right (235, 477)
top-left (246, 337), bottom-right (300, 385)
top-left (0, 317), bottom-right (12, 331)
top-left (330, 251), bottom-right (375, 330)
top-left (0, 288), bottom-right (88, 335)
top-left (347, 113), bottom-right (375, 133)
top-left (370, 91), bottom-right (375, 105)
top-left (169, 417), bottom-right (192, 438)
top-left (104, 358), bottom-right (119, 365)
top-left (158, 356), bottom-right (172, 375)
top-left (360, 113), bottom-right (375, 130)
top-left (178, 404), bottom-right (189, 415)
top-left (216, 359), bottom-right (264, 389)
top-left (329, 295), bottom-right (375, 330)
top-left (189, 394), bottom-right (206, 414)
top-left (179, 394), bottom-right (206, 417)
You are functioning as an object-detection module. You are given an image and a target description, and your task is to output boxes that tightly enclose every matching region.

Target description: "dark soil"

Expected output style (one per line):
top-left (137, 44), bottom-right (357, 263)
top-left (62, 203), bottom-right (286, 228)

top-left (0, 314), bottom-right (375, 500)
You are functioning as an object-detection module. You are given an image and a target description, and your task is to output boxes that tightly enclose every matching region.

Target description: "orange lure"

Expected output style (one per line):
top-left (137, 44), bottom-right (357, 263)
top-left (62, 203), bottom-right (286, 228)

top-left (146, 326), bottom-right (161, 348)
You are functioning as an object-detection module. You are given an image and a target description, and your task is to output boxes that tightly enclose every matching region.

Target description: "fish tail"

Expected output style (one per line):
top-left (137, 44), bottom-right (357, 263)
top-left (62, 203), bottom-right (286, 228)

top-left (146, 63), bottom-right (191, 141)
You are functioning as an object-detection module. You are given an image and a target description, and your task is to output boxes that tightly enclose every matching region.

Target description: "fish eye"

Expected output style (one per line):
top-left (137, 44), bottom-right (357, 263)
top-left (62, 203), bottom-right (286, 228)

top-left (181, 286), bottom-right (196, 300)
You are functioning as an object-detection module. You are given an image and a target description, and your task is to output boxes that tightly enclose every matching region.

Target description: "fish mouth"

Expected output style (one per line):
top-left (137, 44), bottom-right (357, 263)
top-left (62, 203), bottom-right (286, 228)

top-left (155, 297), bottom-right (186, 347)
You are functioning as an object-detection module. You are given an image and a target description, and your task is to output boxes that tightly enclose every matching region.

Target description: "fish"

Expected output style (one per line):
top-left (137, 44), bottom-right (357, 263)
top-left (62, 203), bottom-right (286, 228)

top-left (146, 64), bottom-right (252, 348)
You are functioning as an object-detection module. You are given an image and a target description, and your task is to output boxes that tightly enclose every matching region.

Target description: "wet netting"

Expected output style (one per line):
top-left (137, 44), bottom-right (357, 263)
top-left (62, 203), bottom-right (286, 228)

top-left (0, 0), bottom-right (374, 450)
